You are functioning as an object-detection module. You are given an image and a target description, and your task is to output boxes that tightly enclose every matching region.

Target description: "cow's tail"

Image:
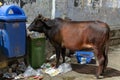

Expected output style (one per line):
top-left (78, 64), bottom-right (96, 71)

top-left (104, 24), bottom-right (110, 56)
top-left (105, 25), bottom-right (110, 55)
top-left (104, 40), bottom-right (109, 56)
top-left (103, 28), bottom-right (110, 70)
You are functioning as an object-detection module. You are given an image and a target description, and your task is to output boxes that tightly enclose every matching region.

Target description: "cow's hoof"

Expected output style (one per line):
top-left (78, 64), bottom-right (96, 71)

top-left (96, 75), bottom-right (104, 79)
top-left (55, 65), bottom-right (59, 68)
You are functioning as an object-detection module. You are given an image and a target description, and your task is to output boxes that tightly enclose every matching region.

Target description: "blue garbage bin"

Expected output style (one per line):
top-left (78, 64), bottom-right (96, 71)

top-left (0, 5), bottom-right (27, 58)
top-left (75, 51), bottom-right (94, 64)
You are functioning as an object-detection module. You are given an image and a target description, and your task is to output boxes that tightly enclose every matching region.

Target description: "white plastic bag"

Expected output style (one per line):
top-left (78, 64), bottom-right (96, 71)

top-left (23, 66), bottom-right (41, 77)
top-left (58, 63), bottom-right (72, 73)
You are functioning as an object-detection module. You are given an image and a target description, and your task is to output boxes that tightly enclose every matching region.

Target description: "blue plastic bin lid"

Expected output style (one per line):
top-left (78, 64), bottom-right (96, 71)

top-left (0, 5), bottom-right (27, 21)
top-left (75, 51), bottom-right (94, 57)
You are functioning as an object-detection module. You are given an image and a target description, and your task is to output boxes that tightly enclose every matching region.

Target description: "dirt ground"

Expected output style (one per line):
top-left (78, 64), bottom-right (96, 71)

top-left (42, 45), bottom-right (120, 80)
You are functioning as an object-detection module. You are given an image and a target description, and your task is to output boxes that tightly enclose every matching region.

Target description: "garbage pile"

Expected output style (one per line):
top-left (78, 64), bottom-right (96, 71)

top-left (0, 61), bottom-right (72, 80)
top-left (23, 63), bottom-right (71, 80)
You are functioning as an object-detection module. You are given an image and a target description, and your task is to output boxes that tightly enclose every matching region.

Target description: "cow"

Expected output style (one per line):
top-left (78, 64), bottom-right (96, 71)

top-left (28, 14), bottom-right (110, 79)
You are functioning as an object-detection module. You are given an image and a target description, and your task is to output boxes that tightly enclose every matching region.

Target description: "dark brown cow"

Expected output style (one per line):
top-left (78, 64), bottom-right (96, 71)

top-left (28, 14), bottom-right (110, 78)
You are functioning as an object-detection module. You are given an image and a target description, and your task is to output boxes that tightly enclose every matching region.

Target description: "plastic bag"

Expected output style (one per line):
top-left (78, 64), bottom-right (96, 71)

top-left (58, 63), bottom-right (72, 73)
top-left (23, 66), bottom-right (41, 77)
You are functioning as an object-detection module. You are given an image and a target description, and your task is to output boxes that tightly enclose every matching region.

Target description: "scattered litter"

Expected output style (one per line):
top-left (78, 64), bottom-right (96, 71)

top-left (41, 63), bottom-right (51, 69)
top-left (49, 54), bottom-right (71, 62)
top-left (41, 63), bottom-right (72, 77)
top-left (17, 61), bottom-right (27, 72)
top-left (14, 74), bottom-right (24, 79)
top-left (23, 66), bottom-right (43, 78)
top-left (3, 72), bottom-right (17, 79)
top-left (28, 31), bottom-right (45, 38)
top-left (58, 63), bottom-right (72, 73)
top-left (49, 54), bottom-right (56, 61)
top-left (1, 57), bottom-right (72, 79)
top-left (26, 76), bottom-right (43, 80)
top-left (44, 67), bottom-right (60, 76)
top-left (65, 57), bottom-right (71, 62)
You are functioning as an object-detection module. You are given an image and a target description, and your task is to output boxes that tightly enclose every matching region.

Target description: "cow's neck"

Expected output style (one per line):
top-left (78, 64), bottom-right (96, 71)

top-left (44, 26), bottom-right (59, 42)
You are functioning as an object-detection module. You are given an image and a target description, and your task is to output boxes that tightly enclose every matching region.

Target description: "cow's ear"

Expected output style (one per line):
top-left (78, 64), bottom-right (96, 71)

top-left (45, 19), bottom-right (55, 27)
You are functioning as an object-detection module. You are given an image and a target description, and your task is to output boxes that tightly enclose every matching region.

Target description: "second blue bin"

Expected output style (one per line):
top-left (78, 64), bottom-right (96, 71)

top-left (75, 51), bottom-right (94, 64)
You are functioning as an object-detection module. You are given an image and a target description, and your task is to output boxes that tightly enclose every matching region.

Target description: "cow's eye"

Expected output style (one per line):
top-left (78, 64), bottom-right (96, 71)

top-left (35, 20), bottom-right (39, 25)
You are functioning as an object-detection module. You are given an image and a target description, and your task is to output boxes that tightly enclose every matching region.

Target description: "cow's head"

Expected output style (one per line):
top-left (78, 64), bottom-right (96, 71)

top-left (28, 14), bottom-right (65, 34)
top-left (28, 14), bottom-right (53, 33)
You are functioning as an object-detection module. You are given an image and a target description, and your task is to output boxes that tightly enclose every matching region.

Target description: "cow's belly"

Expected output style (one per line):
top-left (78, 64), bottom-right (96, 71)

top-left (62, 40), bottom-right (93, 51)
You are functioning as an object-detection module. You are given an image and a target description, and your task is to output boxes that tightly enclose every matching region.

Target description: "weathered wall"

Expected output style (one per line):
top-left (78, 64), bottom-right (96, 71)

top-left (23, 0), bottom-right (51, 23)
top-left (55, 0), bottom-right (120, 26)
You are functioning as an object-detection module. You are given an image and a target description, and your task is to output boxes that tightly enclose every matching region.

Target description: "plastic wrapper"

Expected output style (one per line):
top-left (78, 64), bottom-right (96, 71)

top-left (42, 63), bottom-right (72, 76)
top-left (49, 54), bottom-right (71, 62)
top-left (44, 68), bottom-right (60, 76)
top-left (58, 63), bottom-right (72, 73)
top-left (23, 66), bottom-right (42, 77)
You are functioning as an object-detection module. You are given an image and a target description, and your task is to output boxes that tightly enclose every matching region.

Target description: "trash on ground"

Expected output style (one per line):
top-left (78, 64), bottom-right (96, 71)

top-left (17, 61), bottom-right (27, 72)
top-left (14, 74), bottom-right (24, 79)
top-left (1, 59), bottom-right (72, 79)
top-left (44, 67), bottom-right (60, 76)
top-left (41, 63), bottom-right (72, 76)
top-left (65, 56), bottom-right (71, 62)
top-left (49, 54), bottom-right (71, 62)
top-left (58, 63), bottom-right (72, 73)
top-left (49, 54), bottom-right (56, 61)
top-left (3, 72), bottom-right (17, 79)
top-left (23, 65), bottom-right (43, 78)
top-left (41, 63), bottom-right (51, 69)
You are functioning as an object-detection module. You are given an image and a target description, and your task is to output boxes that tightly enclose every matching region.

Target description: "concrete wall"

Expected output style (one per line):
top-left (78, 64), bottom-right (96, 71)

top-left (23, 0), bottom-right (52, 23)
top-left (55, 0), bottom-right (120, 26)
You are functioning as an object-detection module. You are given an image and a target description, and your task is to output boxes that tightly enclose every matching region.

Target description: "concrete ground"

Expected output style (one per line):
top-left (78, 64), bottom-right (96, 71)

top-left (43, 45), bottom-right (120, 80)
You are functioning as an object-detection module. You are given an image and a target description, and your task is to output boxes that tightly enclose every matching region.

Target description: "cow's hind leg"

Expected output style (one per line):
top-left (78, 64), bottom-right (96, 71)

top-left (93, 47), bottom-right (105, 79)
top-left (102, 53), bottom-right (108, 74)
top-left (102, 45), bottom-right (108, 74)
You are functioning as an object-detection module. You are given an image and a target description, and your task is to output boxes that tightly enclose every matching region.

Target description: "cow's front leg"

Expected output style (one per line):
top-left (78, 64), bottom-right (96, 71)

top-left (61, 48), bottom-right (66, 63)
top-left (55, 47), bottom-right (61, 68)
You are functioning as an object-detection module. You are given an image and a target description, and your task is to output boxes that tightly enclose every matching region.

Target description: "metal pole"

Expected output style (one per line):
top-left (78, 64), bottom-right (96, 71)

top-left (19, 0), bottom-right (20, 7)
top-left (51, 0), bottom-right (55, 19)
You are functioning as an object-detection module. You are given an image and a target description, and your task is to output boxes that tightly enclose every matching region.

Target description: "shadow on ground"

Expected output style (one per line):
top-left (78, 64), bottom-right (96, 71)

top-left (71, 63), bottom-right (120, 78)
